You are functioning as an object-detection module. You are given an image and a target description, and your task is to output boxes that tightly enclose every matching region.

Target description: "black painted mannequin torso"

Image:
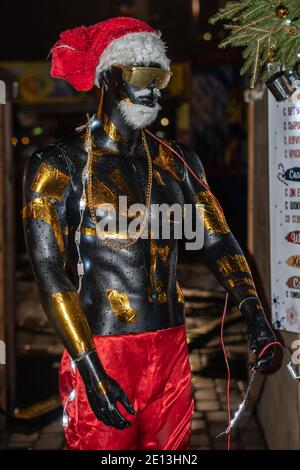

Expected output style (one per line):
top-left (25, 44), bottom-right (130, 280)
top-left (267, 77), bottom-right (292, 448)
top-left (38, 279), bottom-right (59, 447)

top-left (61, 123), bottom-right (186, 336)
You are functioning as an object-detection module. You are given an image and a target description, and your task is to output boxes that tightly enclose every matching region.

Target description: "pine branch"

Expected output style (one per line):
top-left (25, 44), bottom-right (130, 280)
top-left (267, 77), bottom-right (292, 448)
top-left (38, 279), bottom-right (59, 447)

top-left (293, 6), bottom-right (300, 18)
top-left (225, 14), bottom-right (275, 34)
top-left (209, 0), bottom-right (300, 86)
top-left (281, 34), bottom-right (300, 69)
top-left (240, 3), bottom-right (272, 21)
top-left (240, 51), bottom-right (257, 75)
top-left (219, 32), bottom-right (261, 48)
top-left (250, 36), bottom-right (265, 88)
top-left (209, 1), bottom-right (249, 25)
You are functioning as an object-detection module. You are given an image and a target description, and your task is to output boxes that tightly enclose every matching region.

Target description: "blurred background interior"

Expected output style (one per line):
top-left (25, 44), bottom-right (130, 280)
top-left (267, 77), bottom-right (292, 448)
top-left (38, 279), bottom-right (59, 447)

top-left (0, 0), bottom-right (293, 451)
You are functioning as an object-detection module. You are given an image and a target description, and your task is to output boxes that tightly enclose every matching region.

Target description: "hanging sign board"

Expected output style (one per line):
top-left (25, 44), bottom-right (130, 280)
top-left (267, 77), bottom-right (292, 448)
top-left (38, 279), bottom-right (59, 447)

top-left (269, 91), bottom-right (300, 333)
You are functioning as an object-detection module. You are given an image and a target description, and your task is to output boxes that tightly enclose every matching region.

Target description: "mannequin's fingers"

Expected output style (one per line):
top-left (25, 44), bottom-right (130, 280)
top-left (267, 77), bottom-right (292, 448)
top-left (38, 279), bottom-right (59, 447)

top-left (118, 390), bottom-right (135, 415)
top-left (111, 406), bottom-right (131, 429)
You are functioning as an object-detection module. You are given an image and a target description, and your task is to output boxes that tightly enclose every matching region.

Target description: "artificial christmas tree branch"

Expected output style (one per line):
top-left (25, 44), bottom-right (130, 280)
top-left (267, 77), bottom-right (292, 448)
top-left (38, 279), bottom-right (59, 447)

top-left (210, 0), bottom-right (300, 88)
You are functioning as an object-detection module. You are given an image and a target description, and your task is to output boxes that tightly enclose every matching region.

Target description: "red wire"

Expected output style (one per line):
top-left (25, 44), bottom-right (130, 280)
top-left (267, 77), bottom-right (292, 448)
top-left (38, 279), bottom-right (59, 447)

top-left (144, 128), bottom-right (225, 215)
top-left (258, 341), bottom-right (282, 359)
top-left (220, 293), bottom-right (231, 450)
top-left (220, 322), bottom-right (281, 451)
top-left (145, 128), bottom-right (233, 448)
top-left (144, 128), bottom-right (282, 451)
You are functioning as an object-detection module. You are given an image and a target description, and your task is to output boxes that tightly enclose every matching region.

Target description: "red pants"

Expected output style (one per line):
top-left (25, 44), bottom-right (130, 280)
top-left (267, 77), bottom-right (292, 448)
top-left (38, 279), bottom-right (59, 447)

top-left (59, 324), bottom-right (194, 450)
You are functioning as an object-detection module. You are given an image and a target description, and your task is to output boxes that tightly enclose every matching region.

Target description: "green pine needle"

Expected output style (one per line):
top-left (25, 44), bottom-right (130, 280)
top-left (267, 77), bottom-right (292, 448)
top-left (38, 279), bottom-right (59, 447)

top-left (209, 2), bottom-right (250, 25)
top-left (209, 0), bottom-right (300, 87)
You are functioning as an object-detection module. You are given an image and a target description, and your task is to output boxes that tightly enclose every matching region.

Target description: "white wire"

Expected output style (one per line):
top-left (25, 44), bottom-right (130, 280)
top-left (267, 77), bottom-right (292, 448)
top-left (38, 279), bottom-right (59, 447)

top-left (216, 372), bottom-right (256, 438)
top-left (238, 296), bottom-right (258, 310)
top-left (75, 115), bottom-right (94, 294)
top-left (75, 193), bottom-right (86, 295)
top-left (62, 388), bottom-right (76, 427)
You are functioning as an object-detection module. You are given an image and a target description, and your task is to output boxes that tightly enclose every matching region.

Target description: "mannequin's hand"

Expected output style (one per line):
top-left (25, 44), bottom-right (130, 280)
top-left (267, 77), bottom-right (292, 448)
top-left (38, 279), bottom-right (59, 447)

top-left (85, 374), bottom-right (135, 429)
top-left (247, 324), bottom-right (276, 371)
top-left (240, 298), bottom-right (276, 371)
top-left (75, 350), bottom-right (135, 429)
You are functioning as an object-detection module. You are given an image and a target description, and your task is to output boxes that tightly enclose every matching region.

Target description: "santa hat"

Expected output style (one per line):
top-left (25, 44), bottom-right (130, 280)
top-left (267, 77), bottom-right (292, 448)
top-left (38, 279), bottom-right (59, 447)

top-left (50, 17), bottom-right (170, 92)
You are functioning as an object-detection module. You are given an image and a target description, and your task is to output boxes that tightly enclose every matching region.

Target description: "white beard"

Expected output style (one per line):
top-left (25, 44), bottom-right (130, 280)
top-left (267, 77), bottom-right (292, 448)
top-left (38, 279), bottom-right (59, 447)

top-left (118, 99), bottom-right (161, 129)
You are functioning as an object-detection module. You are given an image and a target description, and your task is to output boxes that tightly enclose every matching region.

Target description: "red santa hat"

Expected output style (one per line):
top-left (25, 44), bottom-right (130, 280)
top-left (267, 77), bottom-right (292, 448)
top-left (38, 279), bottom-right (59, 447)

top-left (50, 17), bottom-right (170, 92)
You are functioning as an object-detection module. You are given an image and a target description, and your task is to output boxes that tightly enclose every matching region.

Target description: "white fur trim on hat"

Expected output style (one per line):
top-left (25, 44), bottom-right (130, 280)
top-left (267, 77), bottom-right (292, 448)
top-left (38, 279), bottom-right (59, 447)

top-left (95, 31), bottom-right (170, 86)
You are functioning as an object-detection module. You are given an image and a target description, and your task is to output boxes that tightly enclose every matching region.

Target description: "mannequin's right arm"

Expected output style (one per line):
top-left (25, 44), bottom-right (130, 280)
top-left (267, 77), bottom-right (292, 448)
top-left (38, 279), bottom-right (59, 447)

top-left (23, 145), bottom-right (134, 428)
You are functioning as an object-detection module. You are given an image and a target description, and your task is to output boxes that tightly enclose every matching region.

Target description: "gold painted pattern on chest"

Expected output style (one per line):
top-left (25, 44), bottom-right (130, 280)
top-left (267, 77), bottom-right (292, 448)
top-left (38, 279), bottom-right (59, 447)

top-left (107, 169), bottom-right (135, 207)
top-left (88, 177), bottom-right (118, 209)
top-left (147, 240), bottom-right (170, 303)
top-left (153, 143), bottom-right (181, 181)
top-left (153, 169), bottom-right (166, 186)
top-left (88, 169), bottom-right (135, 218)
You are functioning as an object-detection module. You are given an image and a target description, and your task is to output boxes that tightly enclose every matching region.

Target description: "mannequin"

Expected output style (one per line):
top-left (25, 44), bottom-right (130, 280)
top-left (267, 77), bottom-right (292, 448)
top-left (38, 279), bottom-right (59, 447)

top-left (23, 17), bottom-right (275, 450)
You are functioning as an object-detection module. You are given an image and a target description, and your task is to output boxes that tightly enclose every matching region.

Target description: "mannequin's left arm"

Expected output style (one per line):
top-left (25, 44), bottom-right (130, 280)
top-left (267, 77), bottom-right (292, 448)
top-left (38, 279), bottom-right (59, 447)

top-left (178, 144), bottom-right (276, 370)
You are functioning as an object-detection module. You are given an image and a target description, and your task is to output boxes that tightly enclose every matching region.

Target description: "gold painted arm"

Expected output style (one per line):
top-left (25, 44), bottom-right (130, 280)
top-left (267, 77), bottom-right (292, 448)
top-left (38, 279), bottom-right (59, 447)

top-left (23, 149), bottom-right (96, 359)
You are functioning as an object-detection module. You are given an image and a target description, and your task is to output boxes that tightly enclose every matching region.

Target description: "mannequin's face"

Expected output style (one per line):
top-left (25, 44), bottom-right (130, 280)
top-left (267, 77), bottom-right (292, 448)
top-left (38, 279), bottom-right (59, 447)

top-left (102, 62), bottom-right (168, 129)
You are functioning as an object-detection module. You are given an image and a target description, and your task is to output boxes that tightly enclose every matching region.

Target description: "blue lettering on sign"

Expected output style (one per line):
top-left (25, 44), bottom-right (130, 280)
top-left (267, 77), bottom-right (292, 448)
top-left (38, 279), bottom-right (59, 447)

top-left (278, 164), bottom-right (300, 186)
top-left (287, 168), bottom-right (300, 181)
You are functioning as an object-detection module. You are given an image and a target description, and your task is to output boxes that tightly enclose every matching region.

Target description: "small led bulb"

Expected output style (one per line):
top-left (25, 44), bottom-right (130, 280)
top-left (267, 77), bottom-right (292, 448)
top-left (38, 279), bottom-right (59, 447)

top-left (80, 198), bottom-right (86, 209)
top-left (63, 412), bottom-right (68, 427)
top-left (77, 262), bottom-right (84, 275)
top-left (75, 230), bottom-right (81, 243)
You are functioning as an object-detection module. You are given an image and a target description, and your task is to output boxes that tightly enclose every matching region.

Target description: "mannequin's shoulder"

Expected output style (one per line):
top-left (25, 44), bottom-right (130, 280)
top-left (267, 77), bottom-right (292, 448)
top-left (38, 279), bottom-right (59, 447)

top-left (27, 131), bottom-right (85, 175)
top-left (23, 135), bottom-right (79, 197)
top-left (156, 138), bottom-right (206, 182)
top-left (171, 141), bottom-right (205, 171)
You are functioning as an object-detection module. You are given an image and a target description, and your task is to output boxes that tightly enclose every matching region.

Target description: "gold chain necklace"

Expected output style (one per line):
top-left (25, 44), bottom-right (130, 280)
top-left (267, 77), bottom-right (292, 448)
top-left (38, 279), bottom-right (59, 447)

top-left (86, 127), bottom-right (153, 249)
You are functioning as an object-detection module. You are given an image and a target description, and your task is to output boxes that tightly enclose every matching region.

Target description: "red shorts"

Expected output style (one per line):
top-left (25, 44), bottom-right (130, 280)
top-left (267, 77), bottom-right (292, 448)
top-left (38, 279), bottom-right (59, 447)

top-left (59, 324), bottom-right (194, 450)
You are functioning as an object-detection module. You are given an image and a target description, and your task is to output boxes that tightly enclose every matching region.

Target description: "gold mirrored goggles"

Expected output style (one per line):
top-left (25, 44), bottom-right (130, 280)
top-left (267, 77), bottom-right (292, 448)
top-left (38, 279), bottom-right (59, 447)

top-left (114, 65), bottom-right (173, 89)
